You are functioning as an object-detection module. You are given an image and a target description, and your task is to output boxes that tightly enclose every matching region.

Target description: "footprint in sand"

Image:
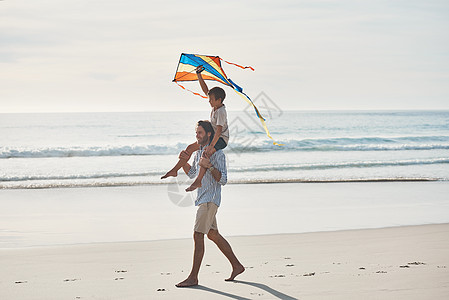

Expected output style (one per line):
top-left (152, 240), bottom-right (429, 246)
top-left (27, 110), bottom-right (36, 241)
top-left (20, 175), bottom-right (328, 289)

top-left (408, 262), bottom-right (426, 265)
top-left (286, 264), bottom-right (295, 267)
top-left (14, 281), bottom-right (27, 284)
top-left (115, 270), bottom-right (128, 273)
top-left (63, 279), bottom-right (80, 282)
top-left (157, 288), bottom-right (166, 292)
top-left (114, 277), bottom-right (125, 280)
top-left (401, 262), bottom-right (427, 268)
top-left (303, 272), bottom-right (315, 277)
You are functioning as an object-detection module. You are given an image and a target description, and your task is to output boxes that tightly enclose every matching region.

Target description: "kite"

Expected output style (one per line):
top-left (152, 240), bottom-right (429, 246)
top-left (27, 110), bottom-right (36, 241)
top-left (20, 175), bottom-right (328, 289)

top-left (173, 53), bottom-right (282, 146)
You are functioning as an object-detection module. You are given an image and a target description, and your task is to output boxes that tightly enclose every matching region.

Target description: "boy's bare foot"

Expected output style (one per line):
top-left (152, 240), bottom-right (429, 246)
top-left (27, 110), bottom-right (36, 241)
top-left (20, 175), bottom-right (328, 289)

top-left (185, 181), bottom-right (201, 192)
top-left (161, 170), bottom-right (177, 179)
top-left (175, 277), bottom-right (198, 288)
top-left (225, 264), bottom-right (245, 281)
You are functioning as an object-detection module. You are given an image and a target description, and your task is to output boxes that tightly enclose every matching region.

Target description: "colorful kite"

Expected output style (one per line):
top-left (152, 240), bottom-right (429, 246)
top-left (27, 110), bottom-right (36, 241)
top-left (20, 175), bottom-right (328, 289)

top-left (173, 53), bottom-right (282, 146)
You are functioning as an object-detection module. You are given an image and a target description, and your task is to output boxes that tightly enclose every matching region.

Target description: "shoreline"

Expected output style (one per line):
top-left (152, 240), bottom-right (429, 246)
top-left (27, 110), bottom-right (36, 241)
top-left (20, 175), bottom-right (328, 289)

top-left (0, 177), bottom-right (441, 190)
top-left (1, 223), bottom-right (448, 299)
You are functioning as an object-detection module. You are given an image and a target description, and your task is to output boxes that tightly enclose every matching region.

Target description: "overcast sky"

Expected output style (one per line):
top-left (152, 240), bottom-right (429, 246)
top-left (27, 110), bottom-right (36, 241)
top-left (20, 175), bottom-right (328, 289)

top-left (1, 0), bottom-right (448, 113)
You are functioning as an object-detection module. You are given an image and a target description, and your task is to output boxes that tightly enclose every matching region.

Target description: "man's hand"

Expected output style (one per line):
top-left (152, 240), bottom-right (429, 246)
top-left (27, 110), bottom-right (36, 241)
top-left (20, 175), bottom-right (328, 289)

top-left (199, 157), bottom-right (212, 169)
top-left (179, 150), bottom-right (189, 160)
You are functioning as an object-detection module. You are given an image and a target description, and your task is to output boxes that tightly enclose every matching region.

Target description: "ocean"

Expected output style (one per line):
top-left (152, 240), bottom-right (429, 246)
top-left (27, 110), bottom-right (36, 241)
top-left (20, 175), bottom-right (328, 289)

top-left (1, 110), bottom-right (448, 190)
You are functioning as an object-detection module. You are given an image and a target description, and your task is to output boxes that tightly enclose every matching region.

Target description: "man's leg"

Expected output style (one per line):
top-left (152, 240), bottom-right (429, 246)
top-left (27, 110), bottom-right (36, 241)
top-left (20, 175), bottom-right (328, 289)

top-left (207, 229), bottom-right (245, 281)
top-left (176, 231), bottom-right (204, 287)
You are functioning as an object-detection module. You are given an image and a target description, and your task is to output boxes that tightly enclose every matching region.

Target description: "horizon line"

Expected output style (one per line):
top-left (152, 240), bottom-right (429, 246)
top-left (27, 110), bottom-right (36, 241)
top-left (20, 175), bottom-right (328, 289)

top-left (1, 108), bottom-right (449, 114)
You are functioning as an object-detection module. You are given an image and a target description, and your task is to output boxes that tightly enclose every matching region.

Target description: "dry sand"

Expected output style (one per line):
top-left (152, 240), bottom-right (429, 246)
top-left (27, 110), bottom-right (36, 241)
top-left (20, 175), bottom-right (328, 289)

top-left (1, 223), bottom-right (448, 300)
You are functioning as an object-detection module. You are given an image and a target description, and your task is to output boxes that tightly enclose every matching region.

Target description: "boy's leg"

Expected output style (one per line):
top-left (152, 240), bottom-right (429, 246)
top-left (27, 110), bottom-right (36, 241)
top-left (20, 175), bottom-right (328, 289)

top-left (185, 148), bottom-right (216, 192)
top-left (161, 142), bottom-right (199, 179)
top-left (207, 229), bottom-right (245, 281)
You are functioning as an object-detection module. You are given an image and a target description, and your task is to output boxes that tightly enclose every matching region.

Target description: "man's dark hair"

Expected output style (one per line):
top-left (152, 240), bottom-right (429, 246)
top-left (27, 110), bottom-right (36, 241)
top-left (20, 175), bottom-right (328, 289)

top-left (208, 87), bottom-right (226, 103)
top-left (197, 120), bottom-right (215, 143)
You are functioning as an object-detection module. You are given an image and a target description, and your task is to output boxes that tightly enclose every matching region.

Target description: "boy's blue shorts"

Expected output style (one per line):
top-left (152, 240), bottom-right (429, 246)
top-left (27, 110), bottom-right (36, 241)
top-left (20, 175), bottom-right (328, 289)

top-left (214, 137), bottom-right (227, 151)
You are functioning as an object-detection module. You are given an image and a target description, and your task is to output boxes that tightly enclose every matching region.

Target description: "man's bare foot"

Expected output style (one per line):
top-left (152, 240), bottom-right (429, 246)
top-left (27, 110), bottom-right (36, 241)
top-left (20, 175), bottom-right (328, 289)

top-left (175, 277), bottom-right (198, 288)
top-left (225, 264), bottom-right (245, 281)
top-left (185, 181), bottom-right (201, 192)
top-left (161, 170), bottom-right (177, 179)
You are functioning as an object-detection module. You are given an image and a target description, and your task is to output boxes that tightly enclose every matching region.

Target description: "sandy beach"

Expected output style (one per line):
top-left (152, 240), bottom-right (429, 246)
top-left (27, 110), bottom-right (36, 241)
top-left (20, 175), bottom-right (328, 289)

top-left (1, 182), bottom-right (449, 299)
top-left (1, 223), bottom-right (448, 299)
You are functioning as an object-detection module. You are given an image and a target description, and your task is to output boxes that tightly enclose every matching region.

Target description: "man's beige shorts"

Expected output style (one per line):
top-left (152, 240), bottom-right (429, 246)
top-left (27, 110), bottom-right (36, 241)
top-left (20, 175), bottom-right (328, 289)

top-left (194, 202), bottom-right (218, 234)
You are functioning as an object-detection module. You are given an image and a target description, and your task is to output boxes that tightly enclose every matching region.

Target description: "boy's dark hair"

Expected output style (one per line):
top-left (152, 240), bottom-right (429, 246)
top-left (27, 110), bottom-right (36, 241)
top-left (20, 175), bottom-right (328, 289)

top-left (197, 120), bottom-right (215, 142)
top-left (208, 87), bottom-right (226, 103)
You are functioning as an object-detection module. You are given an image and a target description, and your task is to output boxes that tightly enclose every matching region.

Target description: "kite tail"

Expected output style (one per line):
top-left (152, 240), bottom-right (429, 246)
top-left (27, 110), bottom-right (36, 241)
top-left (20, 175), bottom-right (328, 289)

top-left (220, 58), bottom-right (255, 71)
top-left (175, 82), bottom-right (208, 99)
top-left (227, 78), bottom-right (283, 146)
top-left (233, 90), bottom-right (283, 146)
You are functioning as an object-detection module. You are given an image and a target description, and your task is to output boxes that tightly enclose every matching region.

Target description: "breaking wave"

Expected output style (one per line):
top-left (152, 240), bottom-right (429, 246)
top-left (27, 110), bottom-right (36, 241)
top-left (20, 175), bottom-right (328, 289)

top-left (1, 135), bottom-right (449, 158)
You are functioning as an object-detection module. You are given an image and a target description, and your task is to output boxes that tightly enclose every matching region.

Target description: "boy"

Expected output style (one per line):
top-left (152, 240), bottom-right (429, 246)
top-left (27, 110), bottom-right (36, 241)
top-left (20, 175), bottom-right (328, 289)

top-left (161, 66), bottom-right (229, 192)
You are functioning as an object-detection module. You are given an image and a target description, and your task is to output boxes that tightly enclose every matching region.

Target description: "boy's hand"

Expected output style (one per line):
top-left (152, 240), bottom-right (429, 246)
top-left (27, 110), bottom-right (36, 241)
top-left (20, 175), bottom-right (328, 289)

top-left (196, 66), bottom-right (205, 74)
top-left (204, 145), bottom-right (214, 157)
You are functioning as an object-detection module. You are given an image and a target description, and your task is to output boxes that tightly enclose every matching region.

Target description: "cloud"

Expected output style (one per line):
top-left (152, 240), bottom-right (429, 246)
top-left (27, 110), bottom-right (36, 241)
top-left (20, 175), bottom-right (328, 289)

top-left (1, 0), bottom-right (449, 112)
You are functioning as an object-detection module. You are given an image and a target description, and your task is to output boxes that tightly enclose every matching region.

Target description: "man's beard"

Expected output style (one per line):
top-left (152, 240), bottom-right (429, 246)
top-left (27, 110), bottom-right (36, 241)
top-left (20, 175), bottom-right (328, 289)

top-left (198, 135), bottom-right (209, 146)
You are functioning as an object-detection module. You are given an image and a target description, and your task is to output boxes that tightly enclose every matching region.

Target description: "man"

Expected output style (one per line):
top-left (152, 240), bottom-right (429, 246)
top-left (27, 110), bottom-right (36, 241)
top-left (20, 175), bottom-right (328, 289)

top-left (176, 120), bottom-right (245, 288)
